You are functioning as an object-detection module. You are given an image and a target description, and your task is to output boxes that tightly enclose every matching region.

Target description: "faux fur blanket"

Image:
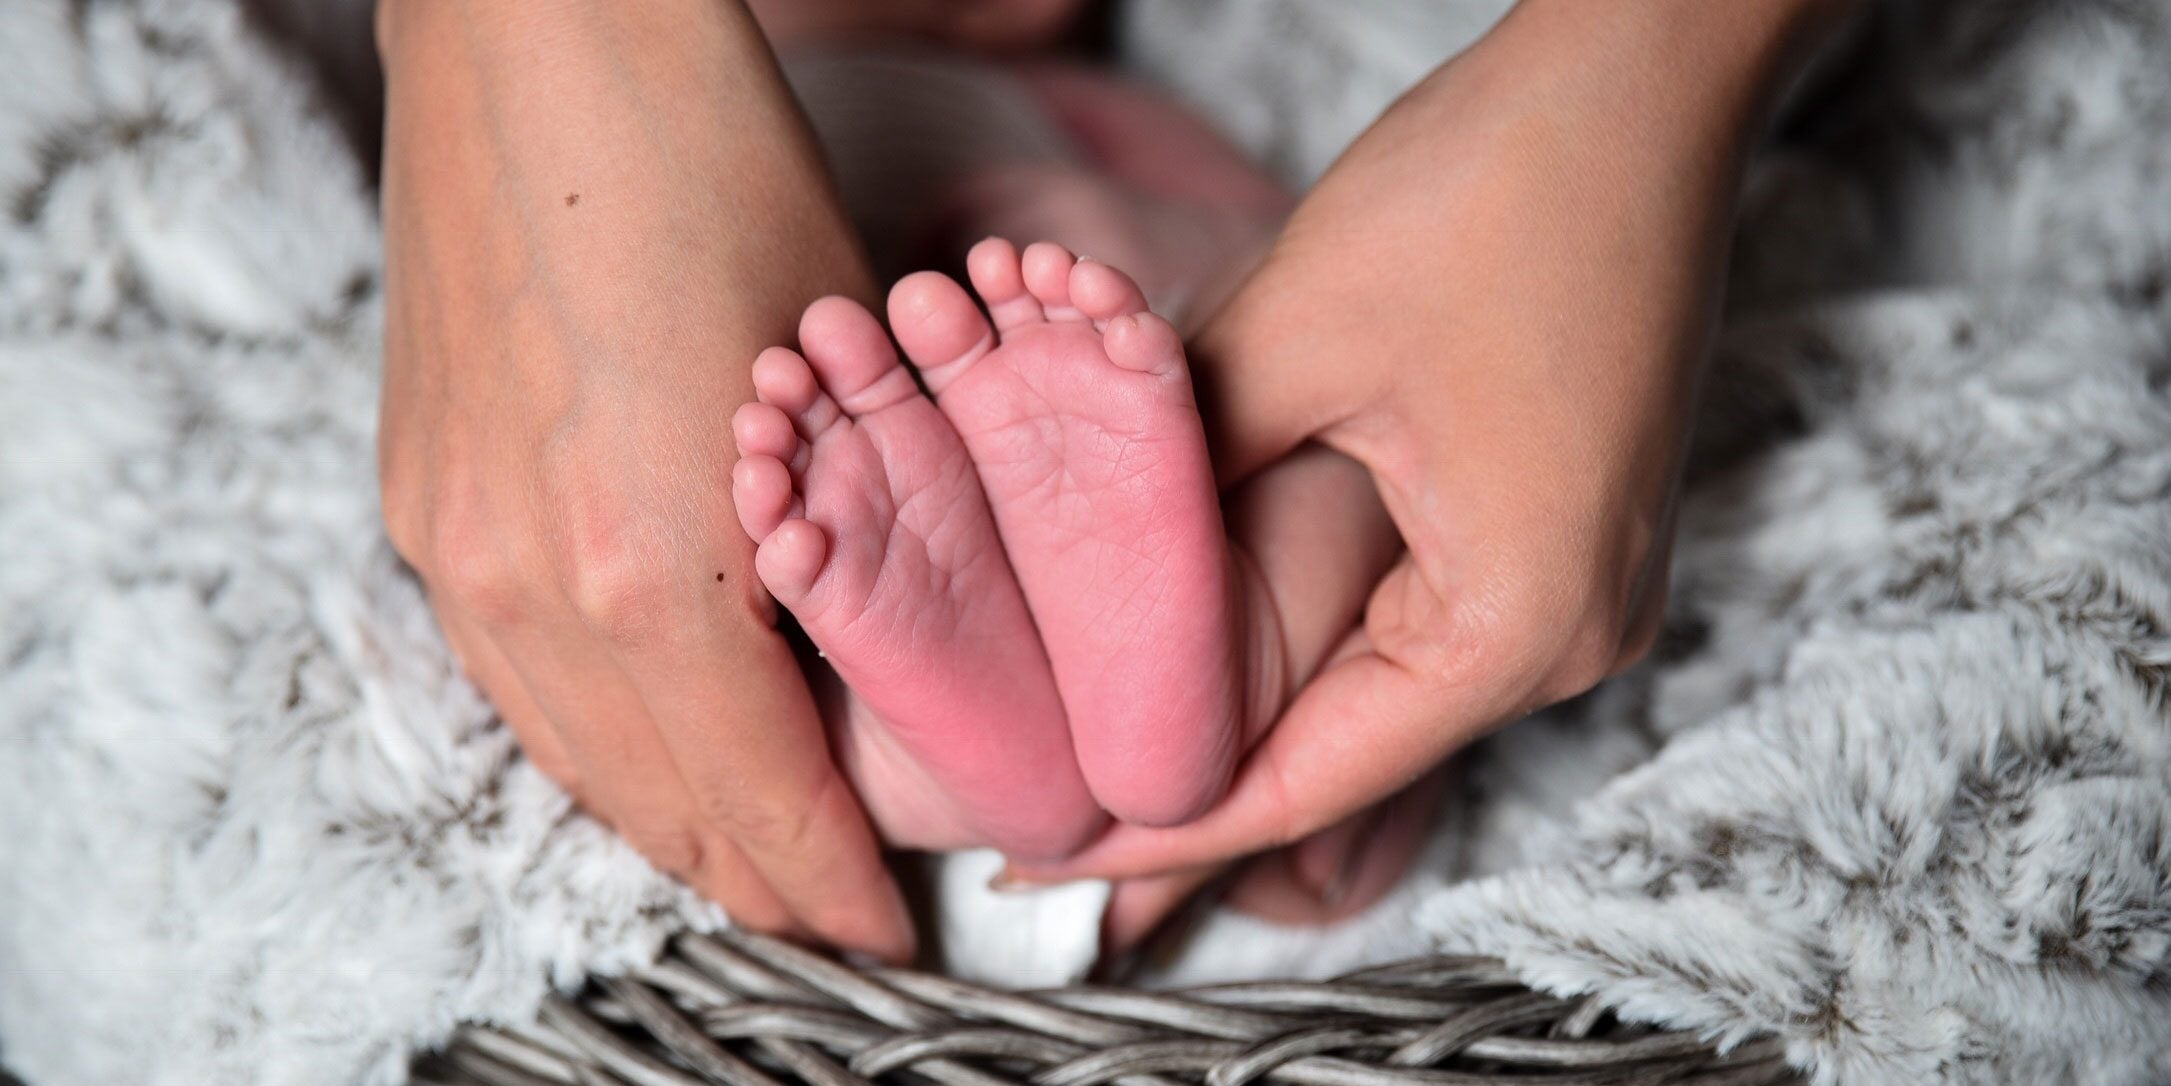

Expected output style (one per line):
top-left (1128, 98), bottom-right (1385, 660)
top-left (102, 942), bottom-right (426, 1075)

top-left (3, 1), bottom-right (2168, 1084)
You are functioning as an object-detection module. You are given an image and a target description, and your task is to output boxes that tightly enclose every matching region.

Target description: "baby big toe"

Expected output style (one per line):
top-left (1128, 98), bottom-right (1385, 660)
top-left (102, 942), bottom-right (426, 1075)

top-left (890, 271), bottom-right (995, 394)
top-left (799, 297), bottom-right (922, 416)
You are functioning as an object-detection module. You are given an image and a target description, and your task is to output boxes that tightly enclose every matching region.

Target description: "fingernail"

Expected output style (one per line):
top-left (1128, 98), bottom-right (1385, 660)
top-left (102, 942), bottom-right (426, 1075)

top-left (1291, 823), bottom-right (1362, 903)
top-left (1311, 816), bottom-right (1380, 907)
top-left (1319, 837), bottom-right (1371, 909)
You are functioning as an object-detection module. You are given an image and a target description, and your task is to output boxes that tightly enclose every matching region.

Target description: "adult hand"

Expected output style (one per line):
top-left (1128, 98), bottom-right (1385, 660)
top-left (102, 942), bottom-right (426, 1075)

top-left (375, 0), bottom-right (913, 959)
top-left (1018, 0), bottom-right (1862, 896)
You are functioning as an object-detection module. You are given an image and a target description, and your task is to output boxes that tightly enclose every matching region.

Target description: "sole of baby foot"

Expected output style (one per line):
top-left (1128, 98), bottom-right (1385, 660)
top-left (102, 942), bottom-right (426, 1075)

top-left (886, 238), bottom-right (1242, 827)
top-left (731, 294), bottom-right (1103, 860)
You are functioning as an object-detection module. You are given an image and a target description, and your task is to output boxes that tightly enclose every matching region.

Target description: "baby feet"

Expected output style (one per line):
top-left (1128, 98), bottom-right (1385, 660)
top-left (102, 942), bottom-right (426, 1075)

top-left (735, 241), bottom-right (1239, 842)
top-left (730, 297), bottom-right (1101, 860)
top-left (893, 240), bottom-right (1240, 826)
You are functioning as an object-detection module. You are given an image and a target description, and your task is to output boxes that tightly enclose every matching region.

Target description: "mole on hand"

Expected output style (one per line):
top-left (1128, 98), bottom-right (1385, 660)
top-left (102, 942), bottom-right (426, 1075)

top-left (716, 572), bottom-right (726, 582)
top-left (565, 193), bottom-right (580, 207)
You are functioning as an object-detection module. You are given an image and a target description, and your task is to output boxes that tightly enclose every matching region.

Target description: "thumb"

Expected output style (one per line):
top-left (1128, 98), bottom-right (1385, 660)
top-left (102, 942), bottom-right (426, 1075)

top-left (1007, 623), bottom-right (1494, 883)
top-left (1187, 261), bottom-right (1379, 487)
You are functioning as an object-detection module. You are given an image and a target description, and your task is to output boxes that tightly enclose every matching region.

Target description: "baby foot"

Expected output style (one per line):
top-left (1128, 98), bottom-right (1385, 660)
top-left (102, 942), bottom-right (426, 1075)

top-left (887, 239), bottom-right (1240, 826)
top-left (731, 296), bottom-right (1102, 860)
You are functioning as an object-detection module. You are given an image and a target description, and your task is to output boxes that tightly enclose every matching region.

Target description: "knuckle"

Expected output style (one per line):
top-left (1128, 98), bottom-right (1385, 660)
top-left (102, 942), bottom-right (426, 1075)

top-left (717, 770), bottom-right (859, 863)
top-left (432, 520), bottom-right (528, 626)
top-left (1362, 570), bottom-right (1466, 673)
top-left (1256, 758), bottom-right (1314, 850)
top-left (1376, 574), bottom-right (1528, 685)
top-left (1390, 564), bottom-right (1610, 701)
top-left (553, 492), bottom-right (681, 644)
top-left (1375, 545), bottom-right (1661, 709)
top-left (563, 546), bottom-right (676, 643)
top-left (692, 790), bottom-right (764, 847)
top-left (717, 792), bottom-right (823, 854)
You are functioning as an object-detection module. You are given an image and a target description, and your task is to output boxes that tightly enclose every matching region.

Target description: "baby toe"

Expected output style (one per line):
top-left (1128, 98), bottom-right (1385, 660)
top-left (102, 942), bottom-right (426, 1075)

top-left (799, 297), bottom-right (921, 416)
top-left (753, 347), bottom-right (844, 441)
top-left (1103, 311), bottom-right (1186, 377)
top-left (754, 518), bottom-right (830, 607)
top-left (731, 454), bottom-right (799, 542)
top-left (890, 271), bottom-right (996, 394)
top-left (1071, 258), bottom-right (1149, 326)
top-left (1021, 241), bottom-right (1087, 322)
top-left (967, 237), bottom-right (1045, 332)
top-left (733, 402), bottom-right (800, 464)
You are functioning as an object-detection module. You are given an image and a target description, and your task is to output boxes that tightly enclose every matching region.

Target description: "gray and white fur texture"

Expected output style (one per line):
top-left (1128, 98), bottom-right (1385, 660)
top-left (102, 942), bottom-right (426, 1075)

top-left (2, 1), bottom-right (2168, 1083)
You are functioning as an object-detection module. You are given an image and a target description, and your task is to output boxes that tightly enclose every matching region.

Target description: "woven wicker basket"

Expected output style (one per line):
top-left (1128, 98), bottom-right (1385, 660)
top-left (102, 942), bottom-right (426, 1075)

top-left (420, 930), bottom-right (1802, 1086)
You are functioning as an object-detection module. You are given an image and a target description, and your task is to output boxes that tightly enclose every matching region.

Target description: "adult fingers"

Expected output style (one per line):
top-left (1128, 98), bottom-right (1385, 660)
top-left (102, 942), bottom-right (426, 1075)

top-left (434, 601), bottom-right (580, 795)
top-left (490, 615), bottom-right (804, 939)
top-left (1097, 865), bottom-right (1227, 967)
top-left (1091, 773), bottom-right (1445, 964)
top-left (442, 602), bottom-right (803, 936)
top-left (614, 612), bottom-right (916, 962)
top-left (1092, 769), bottom-right (1447, 960)
top-left (1009, 659), bottom-right (1440, 881)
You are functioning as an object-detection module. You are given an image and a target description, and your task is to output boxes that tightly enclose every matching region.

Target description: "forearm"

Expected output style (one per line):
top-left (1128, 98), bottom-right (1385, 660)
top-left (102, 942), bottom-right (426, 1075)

top-left (1192, 0), bottom-right (1864, 483)
top-left (1495, 0), bottom-right (1866, 176)
top-left (375, 0), bottom-right (870, 379)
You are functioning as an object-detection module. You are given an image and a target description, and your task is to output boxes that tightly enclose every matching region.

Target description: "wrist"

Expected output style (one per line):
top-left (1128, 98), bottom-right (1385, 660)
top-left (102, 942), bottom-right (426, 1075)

top-left (1494, 0), bottom-right (1866, 138)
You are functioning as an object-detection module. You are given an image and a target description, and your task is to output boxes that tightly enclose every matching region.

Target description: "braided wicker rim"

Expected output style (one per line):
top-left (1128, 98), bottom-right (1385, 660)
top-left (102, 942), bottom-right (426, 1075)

top-left (420, 930), bottom-right (1801, 1086)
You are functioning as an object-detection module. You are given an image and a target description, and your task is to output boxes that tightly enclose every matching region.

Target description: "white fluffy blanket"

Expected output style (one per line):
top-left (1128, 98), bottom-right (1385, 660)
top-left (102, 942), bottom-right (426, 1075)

top-left (3, 1), bottom-right (2169, 1083)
